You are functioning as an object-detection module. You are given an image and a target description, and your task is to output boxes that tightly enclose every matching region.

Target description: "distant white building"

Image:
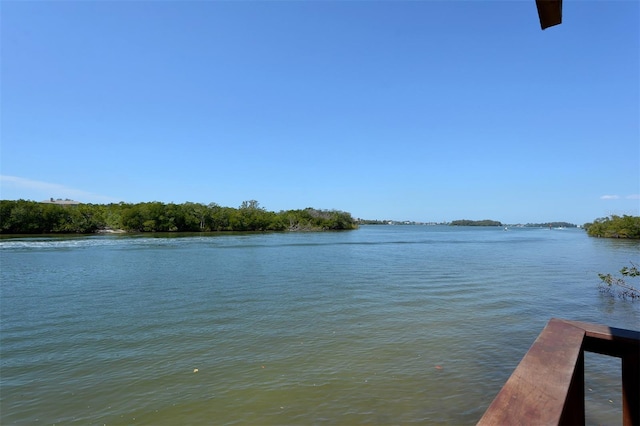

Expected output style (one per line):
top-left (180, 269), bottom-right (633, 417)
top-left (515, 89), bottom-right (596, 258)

top-left (41, 198), bottom-right (81, 205)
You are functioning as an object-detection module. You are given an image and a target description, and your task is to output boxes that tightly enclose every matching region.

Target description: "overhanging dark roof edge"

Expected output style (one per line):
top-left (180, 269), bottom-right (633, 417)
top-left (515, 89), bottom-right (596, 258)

top-left (536, 0), bottom-right (563, 30)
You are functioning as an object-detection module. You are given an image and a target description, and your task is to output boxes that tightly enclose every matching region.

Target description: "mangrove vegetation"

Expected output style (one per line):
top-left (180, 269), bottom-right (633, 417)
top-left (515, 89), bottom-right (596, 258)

top-left (598, 262), bottom-right (640, 300)
top-left (583, 215), bottom-right (640, 239)
top-left (0, 200), bottom-right (358, 234)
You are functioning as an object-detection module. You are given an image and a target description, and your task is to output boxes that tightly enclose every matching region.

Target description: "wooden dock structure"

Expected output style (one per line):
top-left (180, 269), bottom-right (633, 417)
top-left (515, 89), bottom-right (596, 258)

top-left (478, 318), bottom-right (639, 425)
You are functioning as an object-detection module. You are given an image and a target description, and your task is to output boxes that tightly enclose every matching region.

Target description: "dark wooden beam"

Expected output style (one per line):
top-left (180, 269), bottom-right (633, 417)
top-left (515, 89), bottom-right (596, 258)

top-left (536, 0), bottom-right (562, 30)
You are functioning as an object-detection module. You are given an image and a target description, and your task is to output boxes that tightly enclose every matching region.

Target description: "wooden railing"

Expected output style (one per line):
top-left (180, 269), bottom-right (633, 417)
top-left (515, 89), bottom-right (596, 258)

top-left (478, 318), bottom-right (640, 426)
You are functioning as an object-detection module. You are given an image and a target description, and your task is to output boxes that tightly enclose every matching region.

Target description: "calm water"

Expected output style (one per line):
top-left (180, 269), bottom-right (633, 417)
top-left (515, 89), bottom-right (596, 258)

top-left (1, 226), bottom-right (638, 425)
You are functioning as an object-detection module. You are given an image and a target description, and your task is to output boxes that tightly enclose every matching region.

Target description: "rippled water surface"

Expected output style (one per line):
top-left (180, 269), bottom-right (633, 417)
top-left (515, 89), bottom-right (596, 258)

top-left (1, 226), bottom-right (638, 425)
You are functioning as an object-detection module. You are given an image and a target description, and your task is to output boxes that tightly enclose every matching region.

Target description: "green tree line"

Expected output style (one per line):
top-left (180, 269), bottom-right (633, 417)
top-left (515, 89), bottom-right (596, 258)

top-left (583, 215), bottom-right (640, 239)
top-left (0, 200), bottom-right (358, 234)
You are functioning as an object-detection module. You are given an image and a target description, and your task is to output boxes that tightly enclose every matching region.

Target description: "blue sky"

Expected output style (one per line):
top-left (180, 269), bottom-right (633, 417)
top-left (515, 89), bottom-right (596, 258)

top-left (1, 0), bottom-right (638, 224)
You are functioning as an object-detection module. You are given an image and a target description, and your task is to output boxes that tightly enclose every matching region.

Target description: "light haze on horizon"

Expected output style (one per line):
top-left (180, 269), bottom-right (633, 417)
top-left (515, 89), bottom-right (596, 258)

top-left (1, 1), bottom-right (638, 225)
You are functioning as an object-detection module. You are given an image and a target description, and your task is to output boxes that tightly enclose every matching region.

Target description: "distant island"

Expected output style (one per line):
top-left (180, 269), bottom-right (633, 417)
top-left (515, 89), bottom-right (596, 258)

top-left (0, 199), bottom-right (358, 234)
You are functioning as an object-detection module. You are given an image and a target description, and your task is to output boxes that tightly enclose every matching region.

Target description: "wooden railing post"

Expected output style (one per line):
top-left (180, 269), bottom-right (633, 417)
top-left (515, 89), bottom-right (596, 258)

top-left (622, 351), bottom-right (639, 426)
top-left (559, 350), bottom-right (585, 425)
top-left (563, 320), bottom-right (640, 426)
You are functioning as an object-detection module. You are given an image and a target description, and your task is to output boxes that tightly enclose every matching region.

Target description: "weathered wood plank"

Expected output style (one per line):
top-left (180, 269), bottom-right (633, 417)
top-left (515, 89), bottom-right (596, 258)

top-left (477, 319), bottom-right (585, 425)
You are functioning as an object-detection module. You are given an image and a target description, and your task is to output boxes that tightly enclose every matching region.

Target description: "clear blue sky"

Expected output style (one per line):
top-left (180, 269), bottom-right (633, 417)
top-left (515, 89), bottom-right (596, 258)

top-left (1, 1), bottom-right (638, 224)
